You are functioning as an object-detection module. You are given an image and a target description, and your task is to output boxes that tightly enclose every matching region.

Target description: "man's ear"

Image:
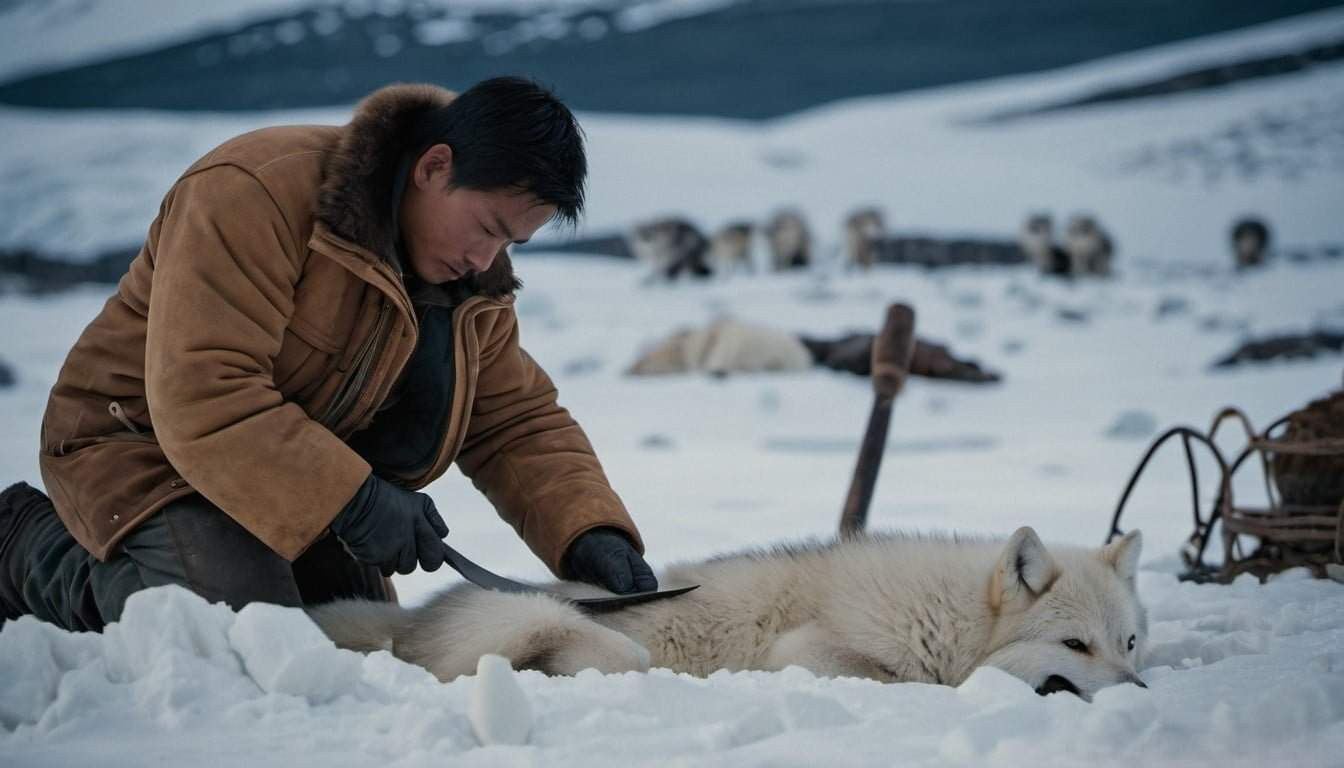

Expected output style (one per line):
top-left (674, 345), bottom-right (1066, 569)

top-left (413, 143), bottom-right (454, 191)
top-left (990, 527), bottom-right (1059, 610)
top-left (1100, 530), bottom-right (1142, 587)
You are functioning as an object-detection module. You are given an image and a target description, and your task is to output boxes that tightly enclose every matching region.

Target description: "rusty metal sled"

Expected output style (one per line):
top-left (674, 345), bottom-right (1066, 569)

top-left (1105, 398), bottom-right (1344, 584)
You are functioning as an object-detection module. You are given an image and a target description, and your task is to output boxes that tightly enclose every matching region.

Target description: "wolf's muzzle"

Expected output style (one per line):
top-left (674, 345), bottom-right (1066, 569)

top-left (1035, 675), bottom-right (1081, 697)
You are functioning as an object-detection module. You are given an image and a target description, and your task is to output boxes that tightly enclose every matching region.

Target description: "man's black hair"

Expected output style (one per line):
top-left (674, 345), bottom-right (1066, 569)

top-left (410, 76), bottom-right (587, 226)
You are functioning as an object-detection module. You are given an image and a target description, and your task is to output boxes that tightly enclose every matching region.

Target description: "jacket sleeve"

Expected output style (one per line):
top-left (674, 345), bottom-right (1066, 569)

top-left (144, 165), bottom-right (371, 560)
top-left (454, 308), bottom-right (643, 576)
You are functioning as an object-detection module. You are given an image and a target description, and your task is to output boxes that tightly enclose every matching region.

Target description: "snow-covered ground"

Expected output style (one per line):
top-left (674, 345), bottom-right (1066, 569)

top-left (3, 13), bottom-right (1344, 768)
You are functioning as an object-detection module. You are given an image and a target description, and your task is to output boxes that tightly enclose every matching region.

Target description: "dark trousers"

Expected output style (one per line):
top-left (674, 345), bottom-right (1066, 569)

top-left (0, 482), bottom-right (390, 633)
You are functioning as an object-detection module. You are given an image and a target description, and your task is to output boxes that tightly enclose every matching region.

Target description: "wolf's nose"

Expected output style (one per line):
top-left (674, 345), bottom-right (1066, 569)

top-left (1035, 675), bottom-right (1081, 696)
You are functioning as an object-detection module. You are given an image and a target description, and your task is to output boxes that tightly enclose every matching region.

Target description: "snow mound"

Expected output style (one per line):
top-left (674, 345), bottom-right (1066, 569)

top-left (1104, 409), bottom-right (1158, 440)
top-left (468, 654), bottom-right (532, 746)
top-left (229, 600), bottom-right (363, 703)
top-left (1, 572), bottom-right (1341, 765)
top-left (1, 587), bottom-right (476, 760)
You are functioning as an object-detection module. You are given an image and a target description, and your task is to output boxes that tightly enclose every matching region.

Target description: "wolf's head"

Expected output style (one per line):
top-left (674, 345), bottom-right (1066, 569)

top-left (980, 527), bottom-right (1146, 701)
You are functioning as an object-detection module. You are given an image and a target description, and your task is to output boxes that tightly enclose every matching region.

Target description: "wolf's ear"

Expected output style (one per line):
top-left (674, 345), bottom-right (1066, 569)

top-left (991, 527), bottom-right (1059, 609)
top-left (1101, 530), bottom-right (1142, 586)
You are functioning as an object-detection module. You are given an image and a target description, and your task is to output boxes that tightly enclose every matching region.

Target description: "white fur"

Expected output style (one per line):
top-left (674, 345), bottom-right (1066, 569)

top-left (625, 318), bottom-right (813, 376)
top-left (310, 589), bottom-right (650, 680)
top-left (310, 527), bottom-right (1146, 700)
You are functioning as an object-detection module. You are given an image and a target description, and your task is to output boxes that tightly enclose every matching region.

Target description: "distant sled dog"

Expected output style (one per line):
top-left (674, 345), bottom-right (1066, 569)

top-left (310, 510), bottom-right (1148, 700)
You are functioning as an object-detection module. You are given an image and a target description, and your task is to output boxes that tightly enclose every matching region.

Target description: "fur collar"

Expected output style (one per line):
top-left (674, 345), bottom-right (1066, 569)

top-left (318, 83), bottom-right (521, 299)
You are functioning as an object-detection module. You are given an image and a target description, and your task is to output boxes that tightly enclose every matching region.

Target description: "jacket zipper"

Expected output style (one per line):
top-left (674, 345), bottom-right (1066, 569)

top-left (404, 299), bottom-right (491, 487)
top-left (319, 301), bottom-right (392, 431)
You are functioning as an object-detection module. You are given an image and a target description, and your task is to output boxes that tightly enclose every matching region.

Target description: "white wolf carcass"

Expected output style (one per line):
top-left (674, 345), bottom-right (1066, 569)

top-left (310, 520), bottom-right (1147, 700)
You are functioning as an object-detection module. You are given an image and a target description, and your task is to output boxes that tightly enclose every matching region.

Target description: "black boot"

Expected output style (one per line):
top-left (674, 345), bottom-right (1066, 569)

top-left (0, 482), bottom-right (126, 631)
top-left (2, 483), bottom-right (36, 572)
top-left (0, 482), bottom-right (45, 554)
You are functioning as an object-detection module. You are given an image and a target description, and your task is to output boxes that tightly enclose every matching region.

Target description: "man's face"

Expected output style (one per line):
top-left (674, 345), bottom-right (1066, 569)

top-left (399, 144), bottom-right (556, 284)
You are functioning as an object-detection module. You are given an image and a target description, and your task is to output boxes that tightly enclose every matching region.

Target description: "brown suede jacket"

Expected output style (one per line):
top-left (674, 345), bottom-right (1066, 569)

top-left (38, 83), bottom-right (641, 573)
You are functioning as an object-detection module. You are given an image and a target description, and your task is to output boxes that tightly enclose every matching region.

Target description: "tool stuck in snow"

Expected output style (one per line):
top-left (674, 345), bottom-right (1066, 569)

top-left (840, 303), bottom-right (918, 537)
top-left (1106, 389), bottom-right (1344, 583)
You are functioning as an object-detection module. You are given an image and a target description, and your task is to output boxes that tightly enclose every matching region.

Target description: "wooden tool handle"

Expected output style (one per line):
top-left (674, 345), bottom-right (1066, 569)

top-left (871, 303), bottom-right (916, 400)
top-left (840, 303), bottom-right (917, 537)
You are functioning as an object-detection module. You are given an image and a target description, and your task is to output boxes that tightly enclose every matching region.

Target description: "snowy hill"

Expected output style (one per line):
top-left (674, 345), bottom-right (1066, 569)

top-left (4, 9), bottom-right (1344, 262)
top-left (1, 1), bottom-right (1340, 115)
top-left (2, 11), bottom-right (1344, 768)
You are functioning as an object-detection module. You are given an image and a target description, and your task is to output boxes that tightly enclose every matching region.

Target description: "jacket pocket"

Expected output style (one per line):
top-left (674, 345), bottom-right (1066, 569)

top-left (285, 316), bottom-right (344, 355)
top-left (274, 330), bottom-right (336, 395)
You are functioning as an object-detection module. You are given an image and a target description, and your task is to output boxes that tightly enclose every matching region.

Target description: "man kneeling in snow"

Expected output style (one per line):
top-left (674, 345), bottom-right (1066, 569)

top-left (0, 78), bottom-right (655, 632)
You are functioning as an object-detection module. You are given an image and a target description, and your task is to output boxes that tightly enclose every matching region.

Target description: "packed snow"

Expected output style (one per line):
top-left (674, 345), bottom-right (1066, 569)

top-left (2, 573), bottom-right (1342, 765)
top-left (3, 12), bottom-right (1344, 768)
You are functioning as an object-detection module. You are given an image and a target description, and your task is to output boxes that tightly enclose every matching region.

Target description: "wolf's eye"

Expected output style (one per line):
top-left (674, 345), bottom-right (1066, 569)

top-left (1062, 639), bottom-right (1088, 653)
top-left (1127, 635), bottom-right (1136, 652)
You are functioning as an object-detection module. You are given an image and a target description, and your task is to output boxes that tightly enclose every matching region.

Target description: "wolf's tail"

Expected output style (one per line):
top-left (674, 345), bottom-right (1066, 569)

top-left (306, 599), bottom-right (412, 654)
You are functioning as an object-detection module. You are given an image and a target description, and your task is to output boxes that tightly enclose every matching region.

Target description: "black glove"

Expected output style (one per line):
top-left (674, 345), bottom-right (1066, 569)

top-left (562, 527), bottom-right (658, 594)
top-left (331, 474), bottom-right (449, 577)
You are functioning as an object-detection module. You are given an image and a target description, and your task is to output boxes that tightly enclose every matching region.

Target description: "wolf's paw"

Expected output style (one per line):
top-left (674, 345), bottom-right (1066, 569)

top-left (547, 624), bottom-right (651, 676)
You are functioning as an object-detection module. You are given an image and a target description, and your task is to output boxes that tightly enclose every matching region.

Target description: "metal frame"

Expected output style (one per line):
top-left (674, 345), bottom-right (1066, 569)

top-left (1105, 406), bottom-right (1344, 583)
